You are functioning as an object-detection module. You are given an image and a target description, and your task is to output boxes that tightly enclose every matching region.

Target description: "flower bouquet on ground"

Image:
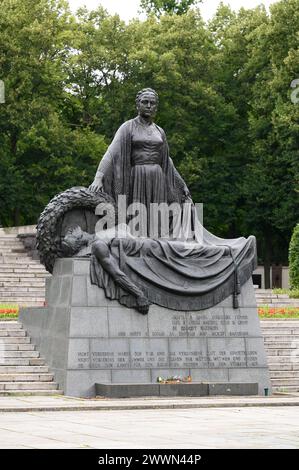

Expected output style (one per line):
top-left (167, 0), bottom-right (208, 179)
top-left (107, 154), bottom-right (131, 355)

top-left (157, 375), bottom-right (192, 384)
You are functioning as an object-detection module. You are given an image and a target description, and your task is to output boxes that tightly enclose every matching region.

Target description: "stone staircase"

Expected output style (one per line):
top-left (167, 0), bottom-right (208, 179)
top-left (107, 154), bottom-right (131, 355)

top-left (0, 234), bottom-right (49, 307)
top-left (261, 320), bottom-right (299, 393)
top-left (256, 289), bottom-right (299, 308)
top-left (0, 321), bottom-right (62, 396)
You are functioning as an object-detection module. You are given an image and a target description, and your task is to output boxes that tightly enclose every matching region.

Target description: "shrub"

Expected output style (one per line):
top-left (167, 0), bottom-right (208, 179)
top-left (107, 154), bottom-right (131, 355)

top-left (289, 224), bottom-right (299, 290)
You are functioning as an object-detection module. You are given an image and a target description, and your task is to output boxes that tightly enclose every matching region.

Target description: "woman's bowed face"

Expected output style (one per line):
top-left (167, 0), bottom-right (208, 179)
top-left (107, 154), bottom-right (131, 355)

top-left (137, 93), bottom-right (158, 119)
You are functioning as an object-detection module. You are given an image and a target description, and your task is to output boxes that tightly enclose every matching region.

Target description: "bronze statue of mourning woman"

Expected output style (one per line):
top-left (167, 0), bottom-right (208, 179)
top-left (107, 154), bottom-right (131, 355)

top-left (37, 88), bottom-right (257, 315)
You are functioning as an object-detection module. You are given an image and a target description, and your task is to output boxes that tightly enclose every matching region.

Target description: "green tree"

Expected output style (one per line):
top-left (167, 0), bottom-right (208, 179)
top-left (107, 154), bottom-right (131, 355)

top-left (140, 0), bottom-right (200, 18)
top-left (0, 0), bottom-right (107, 226)
top-left (205, 4), bottom-right (270, 238)
top-left (242, 0), bottom-right (299, 284)
top-left (289, 224), bottom-right (299, 289)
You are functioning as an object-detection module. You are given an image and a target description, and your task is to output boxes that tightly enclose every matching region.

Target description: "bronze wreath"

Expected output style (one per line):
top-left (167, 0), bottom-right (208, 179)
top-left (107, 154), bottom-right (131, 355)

top-left (36, 186), bottom-right (115, 273)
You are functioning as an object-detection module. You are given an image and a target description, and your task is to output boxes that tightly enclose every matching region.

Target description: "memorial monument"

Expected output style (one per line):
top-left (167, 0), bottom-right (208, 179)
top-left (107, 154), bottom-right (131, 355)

top-left (20, 88), bottom-right (271, 397)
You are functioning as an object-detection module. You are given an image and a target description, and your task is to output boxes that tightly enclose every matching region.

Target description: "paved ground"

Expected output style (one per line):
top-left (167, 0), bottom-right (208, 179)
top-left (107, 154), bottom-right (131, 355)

top-left (0, 406), bottom-right (299, 449)
top-left (0, 395), bottom-right (299, 448)
top-left (1, 394), bottom-right (299, 412)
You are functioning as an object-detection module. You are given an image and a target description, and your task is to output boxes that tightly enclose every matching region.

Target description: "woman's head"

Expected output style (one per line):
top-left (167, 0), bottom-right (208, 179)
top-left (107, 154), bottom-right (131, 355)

top-left (136, 88), bottom-right (159, 120)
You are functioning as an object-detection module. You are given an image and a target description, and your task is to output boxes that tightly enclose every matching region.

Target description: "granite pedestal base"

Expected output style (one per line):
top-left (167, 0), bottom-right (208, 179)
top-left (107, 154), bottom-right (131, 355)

top-left (95, 382), bottom-right (258, 398)
top-left (20, 258), bottom-right (271, 398)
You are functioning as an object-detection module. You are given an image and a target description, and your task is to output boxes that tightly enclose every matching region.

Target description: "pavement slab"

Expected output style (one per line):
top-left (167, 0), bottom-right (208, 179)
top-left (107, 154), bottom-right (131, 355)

top-left (1, 393), bottom-right (299, 413)
top-left (0, 406), bottom-right (298, 448)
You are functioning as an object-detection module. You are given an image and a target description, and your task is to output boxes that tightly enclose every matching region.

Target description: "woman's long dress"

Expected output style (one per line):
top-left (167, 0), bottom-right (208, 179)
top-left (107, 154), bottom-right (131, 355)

top-left (130, 119), bottom-right (168, 236)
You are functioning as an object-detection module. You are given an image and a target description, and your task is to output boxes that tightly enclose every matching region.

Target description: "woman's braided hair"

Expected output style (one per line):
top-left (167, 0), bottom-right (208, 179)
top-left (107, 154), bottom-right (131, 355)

top-left (136, 88), bottom-right (159, 106)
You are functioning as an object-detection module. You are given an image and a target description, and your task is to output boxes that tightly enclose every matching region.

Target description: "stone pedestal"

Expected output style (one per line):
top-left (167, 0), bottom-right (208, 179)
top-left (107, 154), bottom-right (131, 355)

top-left (20, 258), bottom-right (271, 398)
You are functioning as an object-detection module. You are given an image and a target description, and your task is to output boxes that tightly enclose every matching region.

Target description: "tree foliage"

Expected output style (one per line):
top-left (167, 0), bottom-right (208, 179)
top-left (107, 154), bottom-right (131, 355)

top-left (140, 0), bottom-right (200, 18)
top-left (289, 224), bottom-right (299, 289)
top-left (0, 0), bottom-right (298, 272)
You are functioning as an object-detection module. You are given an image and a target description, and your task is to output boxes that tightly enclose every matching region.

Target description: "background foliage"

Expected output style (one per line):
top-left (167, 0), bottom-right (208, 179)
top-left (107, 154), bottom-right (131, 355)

top-left (0, 0), bottom-right (298, 279)
top-left (289, 224), bottom-right (299, 289)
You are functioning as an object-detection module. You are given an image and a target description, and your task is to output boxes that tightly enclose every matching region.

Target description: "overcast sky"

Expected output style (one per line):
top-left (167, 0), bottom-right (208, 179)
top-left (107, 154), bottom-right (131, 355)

top-left (68, 0), bottom-right (280, 22)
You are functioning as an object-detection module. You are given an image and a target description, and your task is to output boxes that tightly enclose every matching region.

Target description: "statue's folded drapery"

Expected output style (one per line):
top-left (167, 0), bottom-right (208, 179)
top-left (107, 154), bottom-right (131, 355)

top-left (90, 231), bottom-right (257, 311)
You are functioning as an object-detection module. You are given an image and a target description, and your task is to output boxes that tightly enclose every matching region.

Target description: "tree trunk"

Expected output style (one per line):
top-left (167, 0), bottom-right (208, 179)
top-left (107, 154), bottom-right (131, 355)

top-left (13, 207), bottom-right (20, 227)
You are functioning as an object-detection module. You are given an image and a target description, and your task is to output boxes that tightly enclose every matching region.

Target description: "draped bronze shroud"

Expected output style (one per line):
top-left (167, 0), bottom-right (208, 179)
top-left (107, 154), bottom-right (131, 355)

top-left (91, 117), bottom-right (257, 311)
top-left (90, 232), bottom-right (257, 311)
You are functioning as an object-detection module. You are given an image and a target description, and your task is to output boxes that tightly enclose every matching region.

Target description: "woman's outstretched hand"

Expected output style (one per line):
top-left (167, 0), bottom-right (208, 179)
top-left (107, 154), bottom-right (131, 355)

top-left (89, 176), bottom-right (103, 193)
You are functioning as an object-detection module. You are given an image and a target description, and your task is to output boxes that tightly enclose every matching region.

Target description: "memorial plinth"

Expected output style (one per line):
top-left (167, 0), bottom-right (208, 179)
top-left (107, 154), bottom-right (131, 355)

top-left (20, 258), bottom-right (271, 398)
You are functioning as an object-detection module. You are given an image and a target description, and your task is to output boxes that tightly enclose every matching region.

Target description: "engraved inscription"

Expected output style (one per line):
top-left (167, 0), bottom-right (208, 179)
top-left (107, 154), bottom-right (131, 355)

top-left (225, 312), bottom-right (250, 337)
top-left (187, 311), bottom-right (225, 337)
top-left (76, 351), bottom-right (90, 369)
top-left (208, 349), bottom-right (246, 368)
top-left (170, 350), bottom-right (208, 368)
top-left (90, 351), bottom-right (131, 369)
top-left (247, 350), bottom-right (259, 367)
top-left (131, 350), bottom-right (169, 368)
top-left (150, 313), bottom-right (187, 337)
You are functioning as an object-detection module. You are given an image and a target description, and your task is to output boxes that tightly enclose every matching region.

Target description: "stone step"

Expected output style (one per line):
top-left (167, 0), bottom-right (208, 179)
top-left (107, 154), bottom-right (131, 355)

top-left (7, 302), bottom-right (45, 307)
top-left (0, 260), bottom-right (39, 266)
top-left (256, 294), bottom-right (289, 298)
top-left (0, 337), bottom-right (31, 344)
top-left (0, 366), bottom-right (49, 373)
top-left (261, 320), bottom-right (299, 323)
top-left (0, 246), bottom-right (25, 251)
top-left (0, 250), bottom-right (27, 254)
top-left (0, 268), bottom-right (45, 273)
top-left (265, 342), bottom-right (299, 349)
top-left (0, 265), bottom-right (45, 270)
top-left (0, 275), bottom-right (47, 281)
top-left (0, 288), bottom-right (45, 294)
top-left (263, 335), bottom-right (299, 342)
top-left (0, 390), bottom-right (63, 396)
top-left (0, 358), bottom-right (45, 366)
top-left (271, 378), bottom-right (299, 386)
top-left (266, 349), bottom-right (299, 356)
top-left (268, 364), bottom-right (299, 371)
top-left (0, 382), bottom-right (58, 391)
top-left (272, 385), bottom-right (299, 392)
top-left (0, 244), bottom-right (25, 249)
top-left (269, 370), bottom-right (299, 378)
top-left (0, 351), bottom-right (40, 358)
top-left (0, 256), bottom-right (37, 262)
top-left (268, 354), bottom-right (299, 366)
top-left (0, 259), bottom-right (44, 265)
top-left (0, 322), bottom-right (23, 329)
top-left (0, 296), bottom-right (45, 301)
top-left (0, 344), bottom-right (35, 351)
top-left (0, 282), bottom-right (45, 288)
top-left (261, 328), bottom-right (299, 335)
top-left (0, 267), bottom-right (42, 272)
top-left (0, 373), bottom-right (54, 382)
top-left (0, 274), bottom-right (47, 280)
top-left (0, 329), bottom-right (26, 337)
top-left (259, 303), bottom-right (299, 307)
